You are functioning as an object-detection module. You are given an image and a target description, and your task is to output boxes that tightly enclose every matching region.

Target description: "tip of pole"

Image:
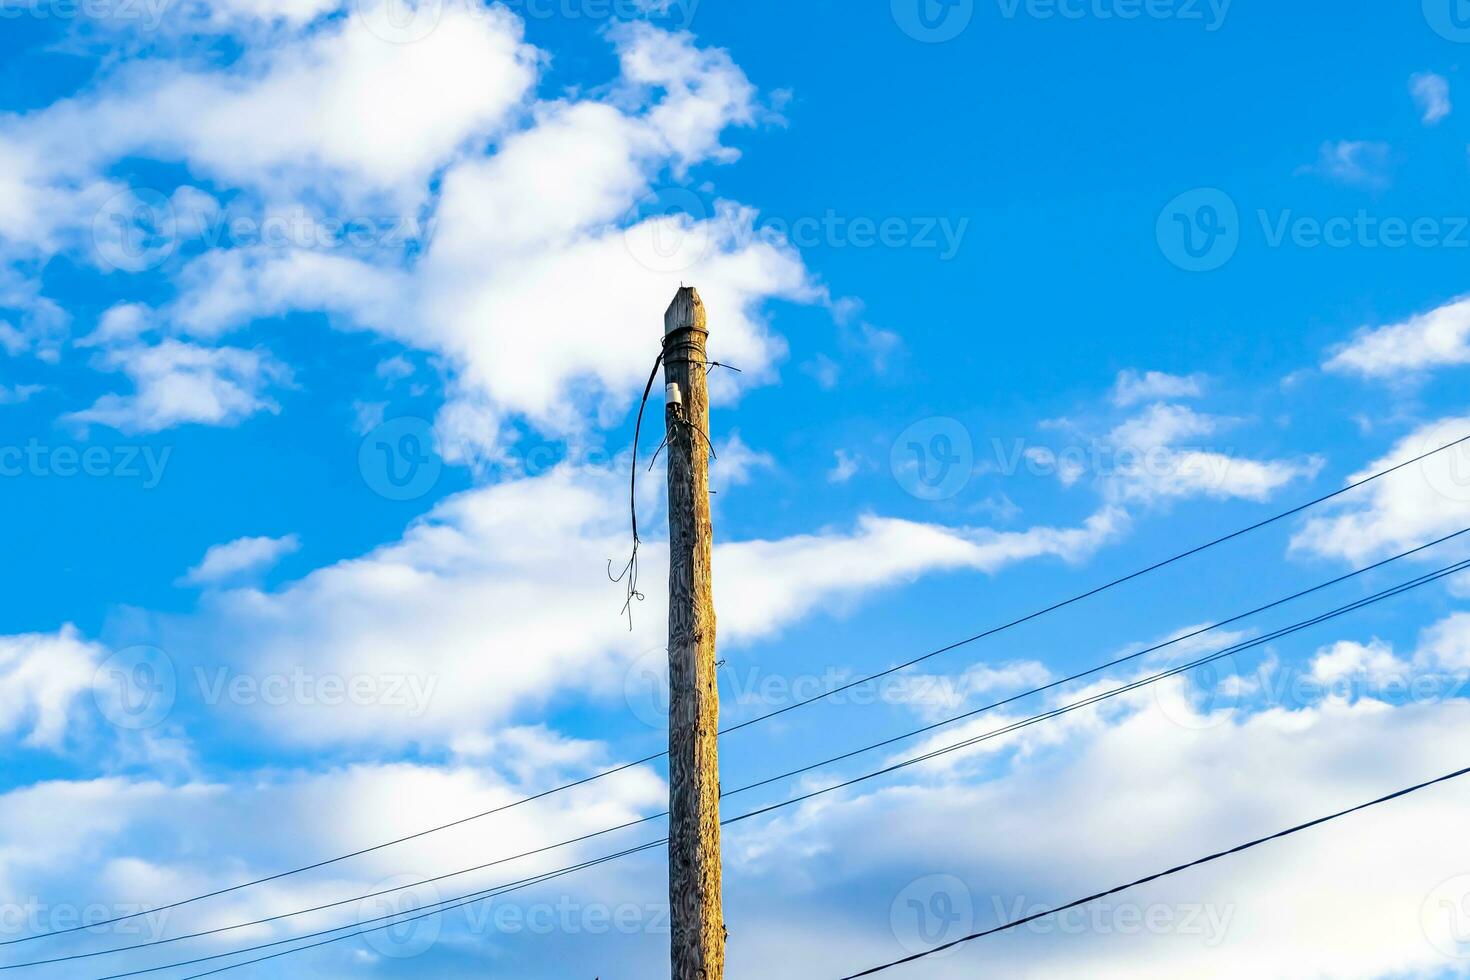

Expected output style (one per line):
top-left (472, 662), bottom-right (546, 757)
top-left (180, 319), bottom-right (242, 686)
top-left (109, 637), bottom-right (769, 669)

top-left (664, 286), bottom-right (706, 336)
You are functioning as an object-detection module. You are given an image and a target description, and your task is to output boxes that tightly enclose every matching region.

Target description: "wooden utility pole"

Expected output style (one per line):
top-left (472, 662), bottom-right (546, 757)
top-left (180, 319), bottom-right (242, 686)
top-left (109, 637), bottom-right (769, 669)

top-left (663, 286), bottom-right (725, 979)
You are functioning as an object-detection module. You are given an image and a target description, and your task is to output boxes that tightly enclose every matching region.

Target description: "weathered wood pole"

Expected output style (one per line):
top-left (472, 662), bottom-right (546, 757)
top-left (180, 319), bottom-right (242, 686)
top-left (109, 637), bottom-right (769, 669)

top-left (663, 286), bottom-right (724, 979)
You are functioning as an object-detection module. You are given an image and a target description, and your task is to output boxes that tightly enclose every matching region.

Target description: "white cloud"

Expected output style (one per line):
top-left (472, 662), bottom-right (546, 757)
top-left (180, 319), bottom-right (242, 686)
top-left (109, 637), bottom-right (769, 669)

top-left (0, 270), bottom-right (69, 362)
top-left (146, 465), bottom-right (1126, 748)
top-left (716, 507), bottom-right (1127, 646)
top-left (0, 383), bottom-right (42, 405)
top-left (1109, 369), bottom-right (1205, 408)
top-left (1309, 639), bottom-right (1408, 686)
top-left (1299, 140), bottom-right (1394, 190)
top-left (1412, 72), bottom-right (1452, 125)
top-left (0, 756), bottom-right (666, 966)
top-left (375, 354), bottom-right (414, 383)
top-left (1416, 612), bottom-right (1470, 671)
top-left (0, 626), bottom-right (105, 750)
top-left (183, 534), bottom-right (301, 587)
top-left (727, 671), bottom-right (1470, 980)
top-left (80, 302), bottom-right (153, 348)
top-left (1325, 295), bottom-right (1470, 380)
top-left (1291, 417), bottom-right (1470, 565)
top-left (352, 399), bottom-right (387, 435)
top-left (13, 683), bottom-right (1470, 978)
top-left (828, 450), bottom-right (860, 484)
top-left (7, 7), bottom-right (537, 211)
top-left (802, 353), bottom-right (840, 390)
top-left (1102, 405), bottom-right (1321, 505)
top-left (174, 0), bottom-right (343, 31)
top-left (87, 25), bottom-right (814, 448)
top-left (888, 659), bottom-right (1054, 723)
top-left (713, 432), bottom-right (775, 489)
top-left (66, 339), bottom-right (291, 433)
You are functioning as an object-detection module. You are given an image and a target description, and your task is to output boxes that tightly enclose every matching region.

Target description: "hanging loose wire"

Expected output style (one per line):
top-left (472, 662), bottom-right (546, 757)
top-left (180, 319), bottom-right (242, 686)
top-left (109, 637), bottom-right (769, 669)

top-left (608, 351), bottom-right (665, 628)
top-left (609, 352), bottom-right (732, 626)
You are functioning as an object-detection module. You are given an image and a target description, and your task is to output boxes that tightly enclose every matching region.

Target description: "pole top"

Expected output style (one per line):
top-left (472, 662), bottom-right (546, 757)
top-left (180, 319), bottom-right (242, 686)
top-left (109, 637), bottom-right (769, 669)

top-left (664, 286), bottom-right (707, 337)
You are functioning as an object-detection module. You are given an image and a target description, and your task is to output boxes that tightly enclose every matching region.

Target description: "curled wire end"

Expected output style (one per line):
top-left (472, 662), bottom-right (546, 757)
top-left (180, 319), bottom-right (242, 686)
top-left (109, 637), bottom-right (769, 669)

top-left (611, 543), bottom-right (644, 631)
top-left (615, 349), bottom-right (665, 630)
top-left (706, 360), bottom-right (743, 376)
top-left (607, 554), bottom-right (634, 584)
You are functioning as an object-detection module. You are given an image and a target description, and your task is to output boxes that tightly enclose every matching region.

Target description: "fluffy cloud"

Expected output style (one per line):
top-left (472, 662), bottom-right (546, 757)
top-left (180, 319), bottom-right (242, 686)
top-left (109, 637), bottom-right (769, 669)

top-left (1291, 417), bottom-right (1470, 565)
top-left (725, 664), bottom-right (1470, 979)
top-left (141, 465), bottom-right (1125, 748)
top-left (1411, 72), bottom-right (1452, 125)
top-left (182, 534), bottom-right (302, 586)
top-left (1326, 295), bottom-right (1470, 380)
top-left (1109, 369), bottom-right (1205, 408)
top-left (0, 270), bottom-right (69, 362)
top-left (0, 756), bottom-right (667, 972)
top-left (4, 6), bottom-right (537, 214)
top-left (717, 508), bottom-right (1126, 646)
top-left (38, 22), bottom-right (815, 451)
top-left (0, 383), bottom-right (42, 405)
top-left (1309, 639), bottom-right (1408, 686)
top-left (1416, 612), bottom-right (1470, 671)
top-left (13, 654), bottom-right (1470, 978)
top-left (1299, 140), bottom-right (1394, 190)
top-left (65, 339), bottom-right (292, 433)
top-left (0, 626), bottom-right (106, 750)
top-left (1034, 404), bottom-right (1322, 506)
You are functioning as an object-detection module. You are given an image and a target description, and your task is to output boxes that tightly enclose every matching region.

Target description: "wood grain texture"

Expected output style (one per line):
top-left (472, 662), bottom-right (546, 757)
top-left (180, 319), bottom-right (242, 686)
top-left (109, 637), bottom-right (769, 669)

top-left (663, 286), bottom-right (724, 980)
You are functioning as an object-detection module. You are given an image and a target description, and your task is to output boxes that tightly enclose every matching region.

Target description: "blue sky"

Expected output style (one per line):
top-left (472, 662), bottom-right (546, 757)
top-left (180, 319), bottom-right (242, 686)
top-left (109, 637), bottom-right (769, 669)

top-left (7, 0), bottom-right (1470, 977)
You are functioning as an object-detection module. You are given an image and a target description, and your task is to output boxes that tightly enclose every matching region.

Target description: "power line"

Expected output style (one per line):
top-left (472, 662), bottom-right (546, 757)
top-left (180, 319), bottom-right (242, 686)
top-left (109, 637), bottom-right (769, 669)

top-left (18, 530), bottom-right (1460, 971)
top-left (10, 431), bottom-right (1462, 951)
top-left (839, 762), bottom-right (1470, 977)
top-left (57, 554), bottom-right (1467, 979)
top-left (722, 526), bottom-right (1470, 799)
top-left (0, 813), bottom-right (668, 971)
top-left (718, 556), bottom-right (1470, 827)
top-left (718, 431), bottom-right (1470, 735)
top-left (96, 842), bottom-right (667, 980)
